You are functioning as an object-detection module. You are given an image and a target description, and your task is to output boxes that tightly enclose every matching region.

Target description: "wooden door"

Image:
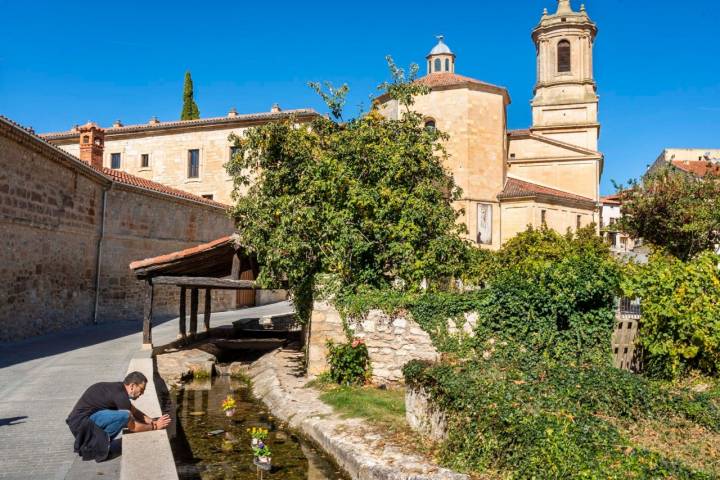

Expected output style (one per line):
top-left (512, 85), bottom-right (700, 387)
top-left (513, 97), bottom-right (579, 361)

top-left (236, 268), bottom-right (256, 307)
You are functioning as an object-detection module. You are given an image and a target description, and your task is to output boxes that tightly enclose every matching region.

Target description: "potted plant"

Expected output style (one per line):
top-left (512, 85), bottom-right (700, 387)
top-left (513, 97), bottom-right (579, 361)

top-left (247, 427), bottom-right (268, 447)
top-left (253, 443), bottom-right (272, 466)
top-left (221, 395), bottom-right (237, 417)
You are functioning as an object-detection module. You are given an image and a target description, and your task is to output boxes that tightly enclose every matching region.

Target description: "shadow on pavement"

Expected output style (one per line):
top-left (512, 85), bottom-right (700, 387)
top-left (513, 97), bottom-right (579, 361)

top-left (0, 416), bottom-right (28, 426)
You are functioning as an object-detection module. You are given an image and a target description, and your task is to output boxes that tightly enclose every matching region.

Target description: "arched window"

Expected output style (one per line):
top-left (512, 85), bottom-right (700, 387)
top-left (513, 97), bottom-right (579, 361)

top-left (434, 58), bottom-right (441, 72)
top-left (557, 40), bottom-right (571, 73)
top-left (445, 59), bottom-right (450, 71)
top-left (424, 119), bottom-right (436, 131)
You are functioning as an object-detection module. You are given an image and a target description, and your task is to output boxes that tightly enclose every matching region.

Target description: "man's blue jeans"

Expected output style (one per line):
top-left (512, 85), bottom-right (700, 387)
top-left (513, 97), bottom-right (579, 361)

top-left (89, 410), bottom-right (130, 440)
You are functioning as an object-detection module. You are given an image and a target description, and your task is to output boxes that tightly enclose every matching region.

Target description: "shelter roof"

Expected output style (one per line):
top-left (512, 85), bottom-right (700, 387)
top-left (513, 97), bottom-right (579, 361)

top-left (130, 235), bottom-right (242, 279)
top-left (671, 160), bottom-right (720, 178)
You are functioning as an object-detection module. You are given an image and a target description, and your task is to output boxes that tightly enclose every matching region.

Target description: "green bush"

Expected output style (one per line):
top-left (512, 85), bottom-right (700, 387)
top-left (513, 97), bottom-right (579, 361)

top-left (623, 251), bottom-right (720, 378)
top-left (326, 339), bottom-right (370, 386)
top-left (404, 352), bottom-right (719, 479)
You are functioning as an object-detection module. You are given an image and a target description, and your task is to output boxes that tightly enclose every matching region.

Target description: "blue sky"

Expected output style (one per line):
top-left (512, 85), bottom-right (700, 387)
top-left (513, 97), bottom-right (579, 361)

top-left (1, 0), bottom-right (718, 195)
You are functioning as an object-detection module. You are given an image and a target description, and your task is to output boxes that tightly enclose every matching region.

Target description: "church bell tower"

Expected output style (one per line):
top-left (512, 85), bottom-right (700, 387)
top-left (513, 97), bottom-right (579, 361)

top-left (531, 0), bottom-right (599, 151)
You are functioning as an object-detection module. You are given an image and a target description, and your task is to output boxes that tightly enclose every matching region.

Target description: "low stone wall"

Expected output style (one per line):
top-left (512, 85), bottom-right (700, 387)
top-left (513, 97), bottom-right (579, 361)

top-left (405, 386), bottom-right (448, 442)
top-left (346, 310), bottom-right (439, 383)
top-left (256, 289), bottom-right (289, 306)
top-left (249, 348), bottom-right (468, 480)
top-left (308, 301), bottom-right (478, 384)
top-left (121, 351), bottom-right (178, 480)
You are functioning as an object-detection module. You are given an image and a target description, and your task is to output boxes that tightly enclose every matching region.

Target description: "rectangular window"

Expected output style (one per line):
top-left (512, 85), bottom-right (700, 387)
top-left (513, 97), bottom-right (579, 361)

top-left (111, 153), bottom-right (121, 169)
top-left (541, 209), bottom-right (547, 225)
top-left (141, 153), bottom-right (150, 168)
top-left (201, 194), bottom-right (214, 200)
top-left (577, 215), bottom-right (582, 230)
top-left (187, 149), bottom-right (200, 178)
top-left (476, 203), bottom-right (493, 245)
top-left (229, 146), bottom-right (241, 161)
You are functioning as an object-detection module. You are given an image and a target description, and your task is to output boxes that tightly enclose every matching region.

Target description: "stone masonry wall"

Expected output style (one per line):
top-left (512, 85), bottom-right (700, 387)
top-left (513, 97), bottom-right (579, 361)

top-left (0, 121), bottom-right (235, 341)
top-left (307, 301), bottom-right (441, 384)
top-left (98, 186), bottom-right (235, 322)
top-left (0, 133), bottom-right (105, 341)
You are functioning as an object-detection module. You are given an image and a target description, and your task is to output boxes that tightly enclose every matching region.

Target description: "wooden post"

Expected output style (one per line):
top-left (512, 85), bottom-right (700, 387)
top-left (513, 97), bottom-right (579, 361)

top-left (190, 288), bottom-right (199, 337)
top-left (179, 286), bottom-right (187, 339)
top-left (230, 251), bottom-right (242, 280)
top-left (142, 280), bottom-right (154, 346)
top-left (204, 289), bottom-right (212, 332)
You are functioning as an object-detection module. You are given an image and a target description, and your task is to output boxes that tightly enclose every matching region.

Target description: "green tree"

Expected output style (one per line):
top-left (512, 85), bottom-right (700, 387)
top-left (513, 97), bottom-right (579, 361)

top-left (225, 57), bottom-right (470, 321)
top-left (617, 166), bottom-right (720, 260)
top-left (622, 251), bottom-right (720, 378)
top-left (181, 71), bottom-right (200, 120)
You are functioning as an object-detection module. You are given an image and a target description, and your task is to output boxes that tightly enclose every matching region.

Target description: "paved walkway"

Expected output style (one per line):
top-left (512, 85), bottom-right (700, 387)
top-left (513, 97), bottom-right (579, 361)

top-left (0, 302), bottom-right (293, 480)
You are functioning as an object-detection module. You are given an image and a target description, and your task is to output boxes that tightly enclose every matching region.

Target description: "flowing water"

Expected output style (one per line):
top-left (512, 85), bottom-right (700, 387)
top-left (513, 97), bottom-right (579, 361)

top-left (170, 374), bottom-right (348, 480)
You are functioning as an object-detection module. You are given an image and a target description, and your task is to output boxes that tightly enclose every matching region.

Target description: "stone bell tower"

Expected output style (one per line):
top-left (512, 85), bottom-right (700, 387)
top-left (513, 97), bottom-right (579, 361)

top-left (531, 0), bottom-right (599, 151)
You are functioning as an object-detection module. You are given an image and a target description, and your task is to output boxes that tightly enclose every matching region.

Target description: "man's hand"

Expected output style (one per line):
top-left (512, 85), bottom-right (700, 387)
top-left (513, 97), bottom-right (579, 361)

top-left (152, 414), bottom-right (171, 430)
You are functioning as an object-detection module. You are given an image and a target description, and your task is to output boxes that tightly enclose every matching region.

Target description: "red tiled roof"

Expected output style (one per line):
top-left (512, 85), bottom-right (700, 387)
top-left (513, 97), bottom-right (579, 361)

top-left (101, 168), bottom-right (230, 209)
top-left (671, 160), bottom-right (720, 178)
top-left (41, 109), bottom-right (319, 140)
top-left (600, 194), bottom-right (622, 205)
top-left (415, 73), bottom-right (506, 92)
top-left (498, 177), bottom-right (596, 208)
top-left (129, 235), bottom-right (235, 271)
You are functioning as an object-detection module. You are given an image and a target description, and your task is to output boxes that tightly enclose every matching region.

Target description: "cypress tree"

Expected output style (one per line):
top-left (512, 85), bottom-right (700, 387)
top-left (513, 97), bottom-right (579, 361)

top-left (181, 71), bottom-right (200, 120)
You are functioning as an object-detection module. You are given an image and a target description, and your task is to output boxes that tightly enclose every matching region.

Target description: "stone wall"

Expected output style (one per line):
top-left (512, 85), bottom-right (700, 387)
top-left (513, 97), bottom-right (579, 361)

top-left (405, 386), bottom-right (448, 442)
top-left (0, 129), bottom-right (106, 341)
top-left (0, 118), bottom-right (235, 342)
top-left (307, 302), bottom-right (441, 384)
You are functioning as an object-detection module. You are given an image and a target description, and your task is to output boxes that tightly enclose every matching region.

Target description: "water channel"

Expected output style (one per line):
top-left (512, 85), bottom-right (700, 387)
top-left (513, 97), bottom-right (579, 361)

top-left (169, 373), bottom-right (348, 480)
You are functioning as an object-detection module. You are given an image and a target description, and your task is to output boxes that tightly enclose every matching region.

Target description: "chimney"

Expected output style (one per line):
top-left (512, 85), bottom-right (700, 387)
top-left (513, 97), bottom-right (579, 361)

top-left (228, 107), bottom-right (238, 118)
top-left (270, 103), bottom-right (282, 113)
top-left (78, 122), bottom-right (105, 169)
top-left (148, 116), bottom-right (160, 125)
top-left (112, 120), bottom-right (123, 128)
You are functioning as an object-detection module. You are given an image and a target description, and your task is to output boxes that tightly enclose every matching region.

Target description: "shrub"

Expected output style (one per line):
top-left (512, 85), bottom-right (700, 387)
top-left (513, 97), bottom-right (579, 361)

top-left (404, 352), bottom-right (719, 479)
top-left (622, 251), bottom-right (720, 378)
top-left (326, 339), bottom-right (370, 386)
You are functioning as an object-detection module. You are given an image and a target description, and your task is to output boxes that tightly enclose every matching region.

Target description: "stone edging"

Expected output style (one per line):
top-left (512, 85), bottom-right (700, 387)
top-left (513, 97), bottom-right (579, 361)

top-left (120, 351), bottom-right (178, 480)
top-left (247, 348), bottom-right (469, 480)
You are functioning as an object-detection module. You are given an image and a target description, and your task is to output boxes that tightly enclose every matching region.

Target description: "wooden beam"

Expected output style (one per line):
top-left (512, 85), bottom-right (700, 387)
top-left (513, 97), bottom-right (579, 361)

top-left (179, 287), bottom-right (187, 339)
top-left (204, 289), bottom-right (212, 332)
top-left (152, 276), bottom-right (256, 290)
top-left (142, 280), bottom-right (154, 345)
top-left (189, 288), bottom-right (199, 336)
top-left (230, 252), bottom-right (241, 280)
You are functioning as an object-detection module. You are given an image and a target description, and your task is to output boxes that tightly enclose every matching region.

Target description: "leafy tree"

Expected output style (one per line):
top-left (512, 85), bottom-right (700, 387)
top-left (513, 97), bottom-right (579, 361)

top-left (617, 166), bottom-right (720, 260)
top-left (181, 71), bottom-right (200, 120)
top-left (226, 58), bottom-right (469, 321)
top-left (622, 251), bottom-right (720, 378)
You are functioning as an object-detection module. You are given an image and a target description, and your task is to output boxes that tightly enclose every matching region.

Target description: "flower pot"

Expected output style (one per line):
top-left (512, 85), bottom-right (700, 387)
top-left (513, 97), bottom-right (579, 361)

top-left (258, 456), bottom-right (271, 465)
top-left (225, 408), bottom-right (235, 417)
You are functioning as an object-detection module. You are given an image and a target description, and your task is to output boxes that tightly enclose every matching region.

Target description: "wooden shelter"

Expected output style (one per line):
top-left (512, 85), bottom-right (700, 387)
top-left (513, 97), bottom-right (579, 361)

top-left (129, 234), bottom-right (259, 346)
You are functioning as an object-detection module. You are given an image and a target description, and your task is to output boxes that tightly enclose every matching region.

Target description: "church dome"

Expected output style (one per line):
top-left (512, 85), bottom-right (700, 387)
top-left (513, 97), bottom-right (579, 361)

top-left (427, 35), bottom-right (453, 56)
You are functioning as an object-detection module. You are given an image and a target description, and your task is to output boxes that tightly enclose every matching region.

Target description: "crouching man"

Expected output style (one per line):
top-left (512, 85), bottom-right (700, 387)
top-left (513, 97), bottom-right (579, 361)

top-left (66, 371), bottom-right (171, 462)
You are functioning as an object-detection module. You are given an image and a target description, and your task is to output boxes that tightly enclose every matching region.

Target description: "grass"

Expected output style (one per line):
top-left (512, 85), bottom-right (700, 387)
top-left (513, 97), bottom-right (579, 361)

top-left (319, 385), bottom-right (407, 430)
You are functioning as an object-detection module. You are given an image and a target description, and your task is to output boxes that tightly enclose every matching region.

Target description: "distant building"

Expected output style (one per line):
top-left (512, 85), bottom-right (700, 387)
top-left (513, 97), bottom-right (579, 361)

top-left (42, 107), bottom-right (319, 205)
top-left (648, 148), bottom-right (720, 178)
top-left (600, 194), bottom-right (635, 253)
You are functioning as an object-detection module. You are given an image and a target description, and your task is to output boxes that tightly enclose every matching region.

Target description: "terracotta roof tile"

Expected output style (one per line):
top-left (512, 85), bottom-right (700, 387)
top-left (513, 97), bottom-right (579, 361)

top-left (129, 235), bottom-right (235, 271)
top-left (415, 73), bottom-right (506, 91)
top-left (101, 168), bottom-right (230, 209)
top-left (671, 160), bottom-right (720, 178)
top-left (41, 109), bottom-right (319, 140)
top-left (600, 194), bottom-right (622, 205)
top-left (498, 177), bottom-right (596, 208)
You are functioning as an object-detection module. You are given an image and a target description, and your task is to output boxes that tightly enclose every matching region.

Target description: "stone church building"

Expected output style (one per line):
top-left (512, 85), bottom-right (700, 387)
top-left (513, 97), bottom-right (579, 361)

top-left (378, 0), bottom-right (602, 248)
top-left (42, 0), bottom-right (602, 251)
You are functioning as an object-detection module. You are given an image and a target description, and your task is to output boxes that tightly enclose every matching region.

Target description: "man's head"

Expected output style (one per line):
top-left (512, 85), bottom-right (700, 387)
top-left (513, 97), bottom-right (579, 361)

top-left (123, 371), bottom-right (148, 400)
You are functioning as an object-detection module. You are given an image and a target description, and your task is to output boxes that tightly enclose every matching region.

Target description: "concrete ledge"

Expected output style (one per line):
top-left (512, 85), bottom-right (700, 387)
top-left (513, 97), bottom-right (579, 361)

top-left (120, 351), bottom-right (178, 480)
top-left (248, 349), bottom-right (468, 480)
